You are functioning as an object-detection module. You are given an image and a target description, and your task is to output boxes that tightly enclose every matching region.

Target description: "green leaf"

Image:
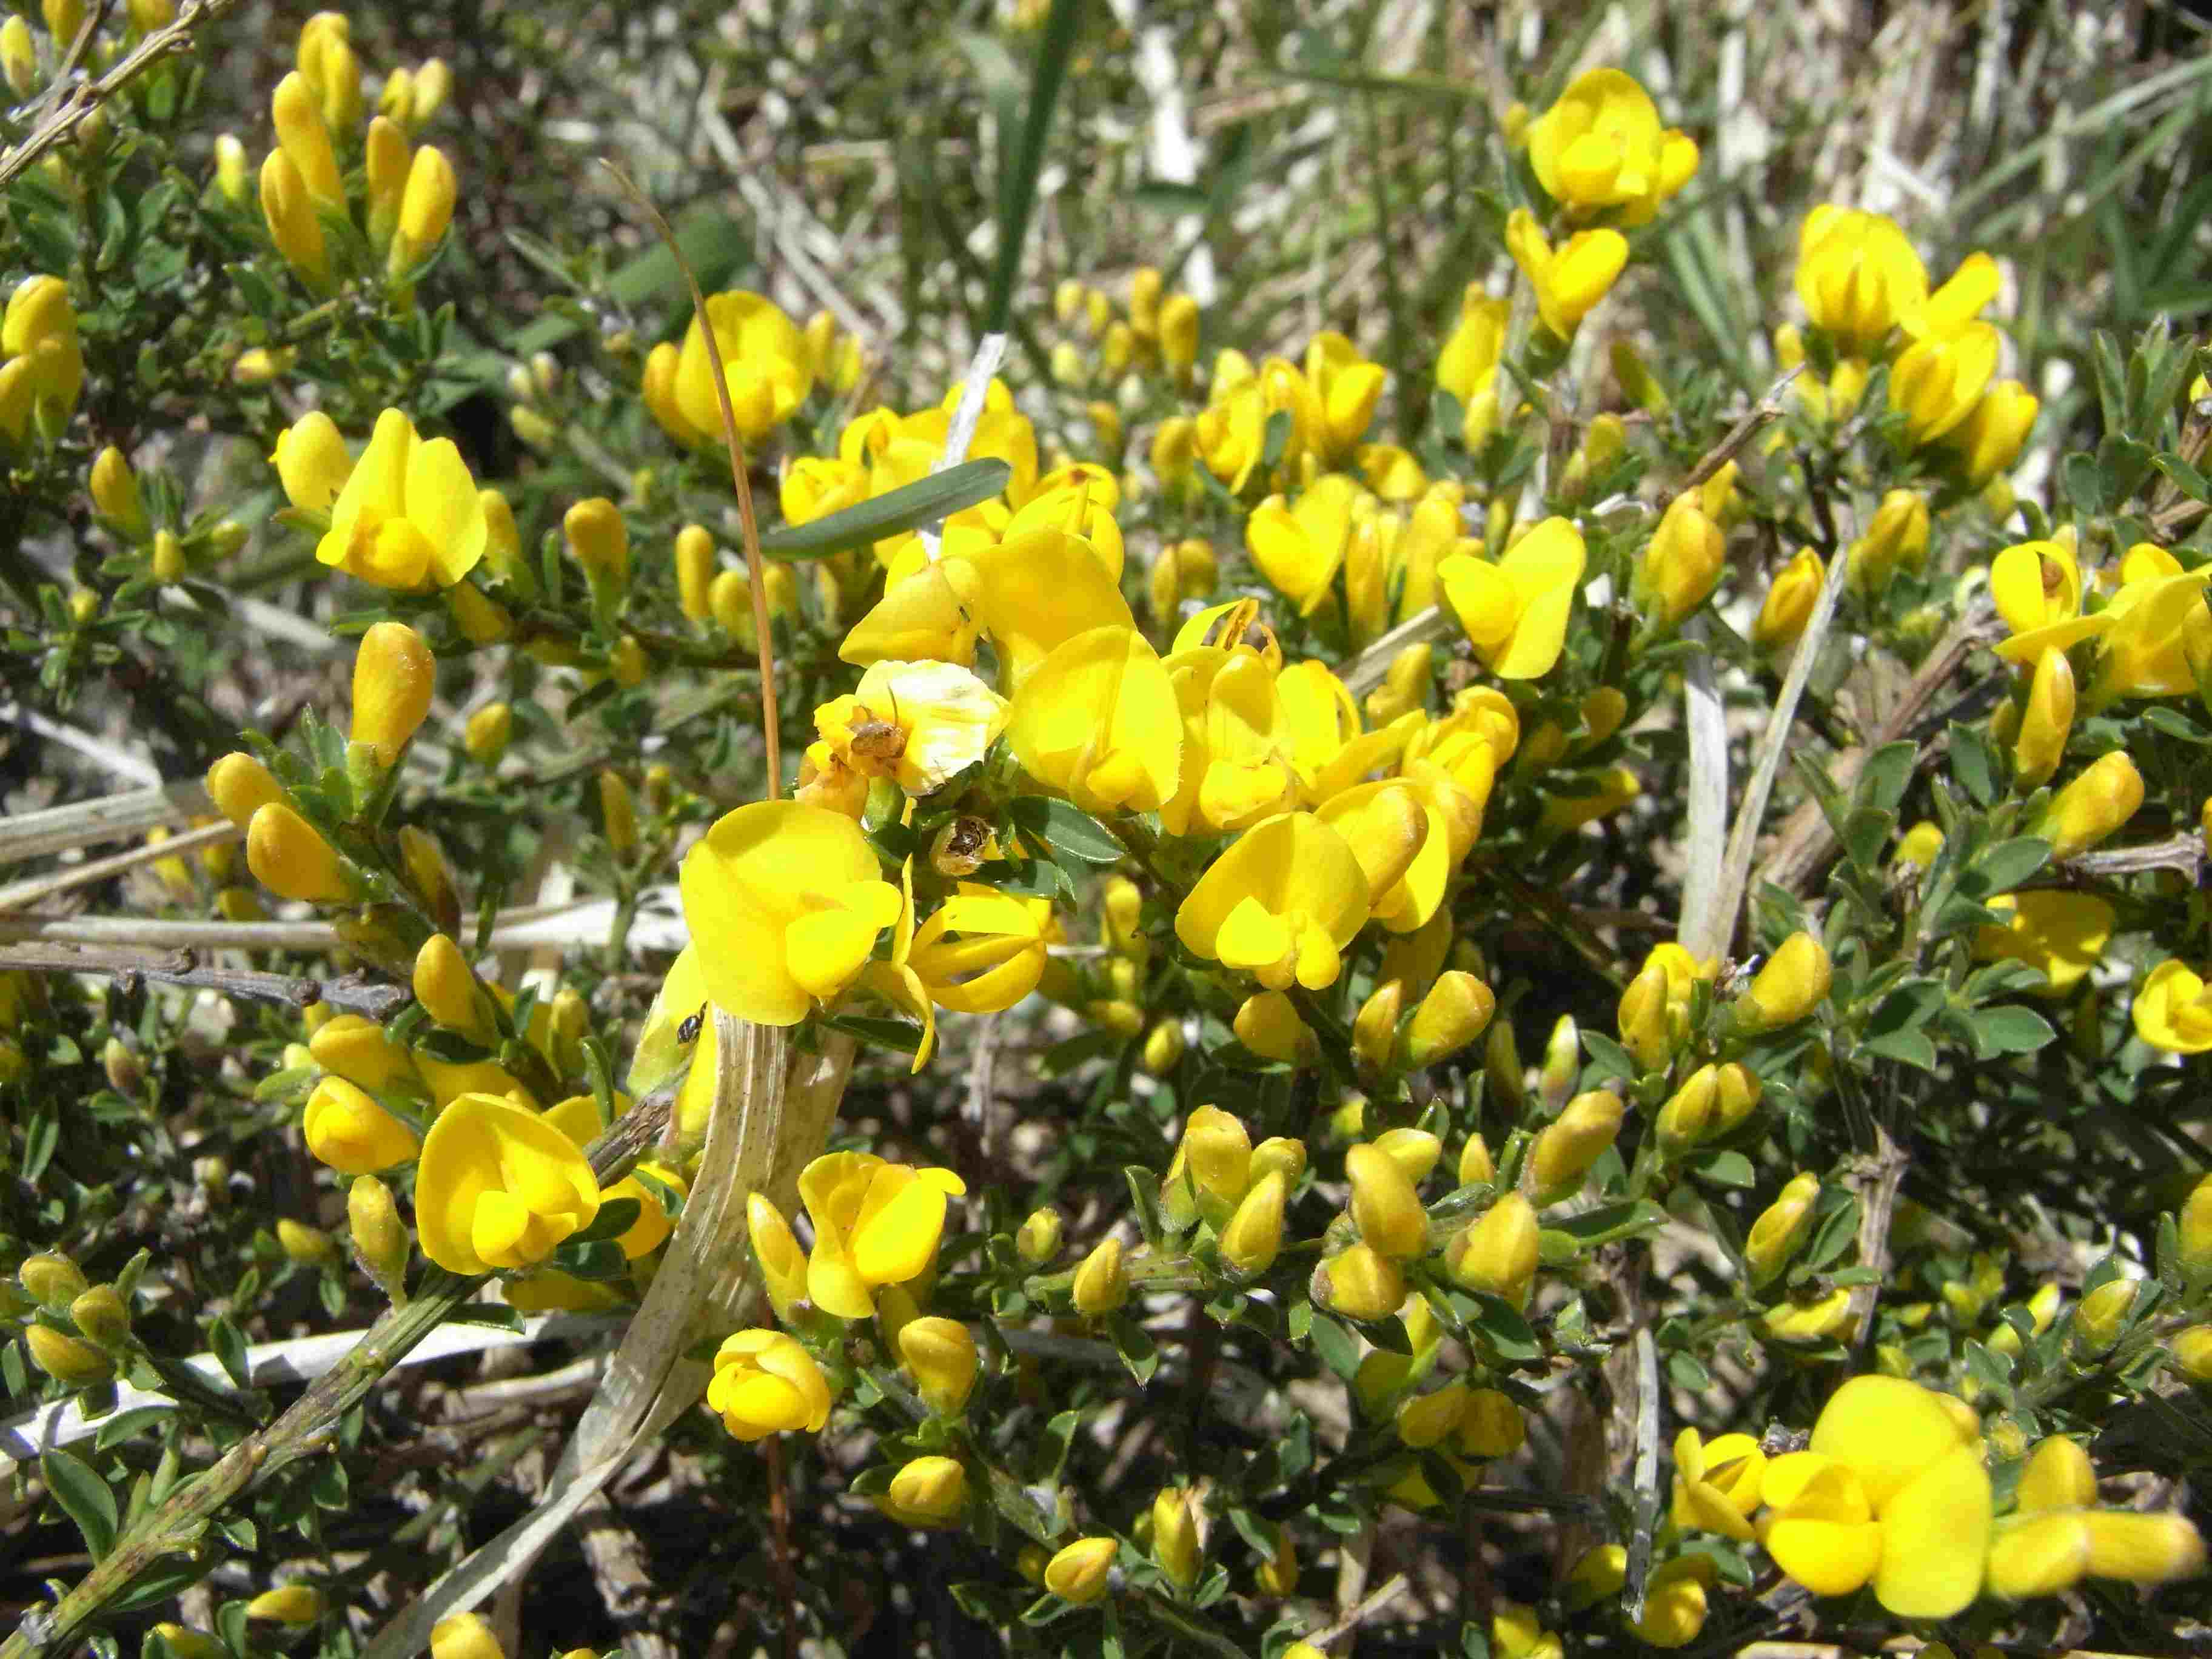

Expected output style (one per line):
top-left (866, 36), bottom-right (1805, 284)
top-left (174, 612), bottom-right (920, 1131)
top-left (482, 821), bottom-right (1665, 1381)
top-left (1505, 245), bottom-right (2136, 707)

top-left (1579, 1030), bottom-right (1640, 1084)
top-left (1855, 741), bottom-right (1919, 815)
top-left (1687, 1150), bottom-right (1755, 1189)
top-left (571, 1198), bottom-right (643, 1245)
top-left (1461, 1290), bottom-right (1540, 1362)
top-left (1968, 837), bottom-right (2051, 894)
top-left (207, 1314), bottom-right (250, 1389)
top-left (1948, 722), bottom-right (1999, 808)
top-left (816, 1014), bottom-right (923, 1056)
top-left (93, 1404), bottom-right (176, 1449)
top-left (1008, 797), bottom-right (1127, 865)
top-left (1863, 1027), bottom-right (1939, 1071)
top-left (1131, 181), bottom-right (1211, 214)
top-left (755, 458), bottom-right (1012, 561)
top-left (1306, 1311), bottom-right (1363, 1379)
top-left (1972, 1005), bottom-right (2057, 1058)
top-left (2156, 452), bottom-right (2212, 504)
top-left (1542, 1200), bottom-right (1668, 1249)
top-left (1868, 978), bottom-right (1946, 1039)
top-left (1260, 408), bottom-right (1293, 469)
top-left (2063, 451), bottom-right (2108, 516)
top-left (1840, 805), bottom-right (1897, 875)
top-left (2145, 705), bottom-right (2210, 744)
top-left (42, 1449), bottom-right (119, 1560)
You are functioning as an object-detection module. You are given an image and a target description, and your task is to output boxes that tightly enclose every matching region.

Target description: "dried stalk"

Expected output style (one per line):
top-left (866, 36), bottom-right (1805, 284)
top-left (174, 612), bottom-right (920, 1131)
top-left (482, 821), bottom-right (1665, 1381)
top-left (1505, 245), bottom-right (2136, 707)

top-left (0, 819), bottom-right (239, 913)
top-left (0, 945), bottom-right (409, 1019)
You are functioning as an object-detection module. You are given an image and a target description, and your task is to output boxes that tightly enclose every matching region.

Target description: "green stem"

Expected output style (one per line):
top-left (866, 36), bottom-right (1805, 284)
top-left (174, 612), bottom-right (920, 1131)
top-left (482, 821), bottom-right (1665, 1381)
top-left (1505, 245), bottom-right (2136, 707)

top-left (1, 1087), bottom-right (674, 1659)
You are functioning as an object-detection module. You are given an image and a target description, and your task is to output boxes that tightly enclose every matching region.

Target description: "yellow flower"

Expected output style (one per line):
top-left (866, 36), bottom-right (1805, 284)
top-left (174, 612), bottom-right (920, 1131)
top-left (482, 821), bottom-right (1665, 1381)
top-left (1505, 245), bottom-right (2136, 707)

top-left (1526, 69), bottom-right (1696, 221)
top-left (1638, 494), bottom-right (1725, 627)
top-left (1438, 285), bottom-right (1510, 413)
top-left (1176, 811), bottom-right (1371, 991)
top-left (1447, 1191), bottom-right (1538, 1308)
top-left (1007, 624), bottom-right (1182, 814)
top-left (1746, 1173), bottom-right (1820, 1284)
top-left (2011, 647), bottom-right (2074, 789)
top-left (1753, 547), bottom-right (1825, 653)
top-left (246, 803), bottom-right (351, 903)
top-left (1321, 1241), bottom-right (1404, 1320)
top-left (315, 409), bottom-right (488, 590)
top-left (1345, 1141), bottom-right (1427, 1260)
top-left (705, 1328), bottom-right (833, 1440)
top-left (797, 1150), bottom-right (966, 1320)
top-left (1672, 1429), bottom-right (1766, 1541)
top-left (1246, 472), bottom-right (1359, 615)
top-left (1302, 331), bottom-right (1386, 459)
top-left (1794, 207), bottom-right (1928, 353)
top-left (429, 1615), bottom-right (503, 1659)
top-left (1969, 890), bottom-right (2111, 1004)
top-left (246, 1586), bottom-right (324, 1626)
top-left (2091, 547), bottom-right (2212, 700)
top-left (678, 801), bottom-right (900, 1025)
top-left (1851, 489), bottom-right (1931, 594)
top-left (541, 1094), bottom-right (682, 1259)
top-left (2134, 959), bottom-right (2212, 1054)
top-left (1072, 1234), bottom-right (1128, 1315)
top-left (351, 622), bottom-right (435, 768)
top-left (910, 885), bottom-right (1054, 1013)
top-left (1506, 209), bottom-right (1626, 338)
top-left (1438, 517), bottom-right (1587, 679)
top-left (1, 275), bottom-right (82, 442)
top-left (1891, 321), bottom-right (2000, 444)
top-left (415, 1092), bottom-right (600, 1275)
top-left (1732, 931), bottom-right (1831, 1031)
top-left (1989, 538), bottom-right (2105, 663)
top-left (897, 1315), bottom-right (978, 1414)
top-left (270, 411), bottom-right (352, 513)
top-left (660, 291), bottom-right (812, 446)
top-left (877, 1455), bottom-right (968, 1528)
top-left (1948, 378), bottom-right (2038, 484)
top-left (301, 1076), bottom-right (419, 1175)
top-left (813, 659), bottom-right (1008, 797)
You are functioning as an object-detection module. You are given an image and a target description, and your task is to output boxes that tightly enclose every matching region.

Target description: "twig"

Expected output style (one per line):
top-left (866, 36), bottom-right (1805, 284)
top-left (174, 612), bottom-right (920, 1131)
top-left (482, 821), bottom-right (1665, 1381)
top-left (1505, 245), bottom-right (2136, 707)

top-left (1341, 603), bottom-right (1458, 698)
top-left (0, 1088), bottom-right (673, 1659)
top-left (0, 780), bottom-right (214, 868)
top-left (1305, 1570), bottom-right (1407, 1647)
top-left (1621, 1327), bottom-right (1661, 1624)
top-left (0, 943), bottom-right (409, 1019)
top-left (0, 0), bottom-right (241, 190)
top-left (1682, 364), bottom-right (1802, 492)
top-left (1844, 1121), bottom-right (1911, 1356)
top-left (0, 819), bottom-right (238, 913)
top-left (2068, 833), bottom-right (2204, 882)
top-left (1677, 618), bottom-right (1729, 961)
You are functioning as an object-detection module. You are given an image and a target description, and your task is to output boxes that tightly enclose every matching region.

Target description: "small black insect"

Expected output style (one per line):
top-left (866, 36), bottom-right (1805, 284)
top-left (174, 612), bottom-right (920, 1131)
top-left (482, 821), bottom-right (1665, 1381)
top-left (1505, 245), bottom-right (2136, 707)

top-left (677, 1002), bottom-right (708, 1045)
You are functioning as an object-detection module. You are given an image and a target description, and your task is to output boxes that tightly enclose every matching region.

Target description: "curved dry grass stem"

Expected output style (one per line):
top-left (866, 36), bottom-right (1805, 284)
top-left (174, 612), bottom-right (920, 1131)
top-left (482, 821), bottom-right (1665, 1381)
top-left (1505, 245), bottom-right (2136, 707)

top-left (598, 160), bottom-right (783, 800)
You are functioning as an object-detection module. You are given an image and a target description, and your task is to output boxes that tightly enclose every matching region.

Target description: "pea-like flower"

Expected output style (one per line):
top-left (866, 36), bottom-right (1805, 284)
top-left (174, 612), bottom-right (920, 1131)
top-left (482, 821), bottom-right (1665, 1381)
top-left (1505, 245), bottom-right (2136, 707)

top-left (415, 1092), bottom-right (600, 1275)
top-left (678, 801), bottom-right (901, 1026)
top-left (1989, 538), bottom-right (2105, 662)
top-left (797, 1150), bottom-right (967, 1320)
top-left (648, 290), bottom-right (812, 447)
top-left (1794, 207), bottom-right (1927, 353)
top-left (1302, 332), bottom-right (1386, 460)
top-left (1526, 69), bottom-right (1697, 222)
top-left (909, 885), bottom-right (1054, 1013)
top-left (1974, 891), bottom-right (2114, 995)
top-left (1044, 1537), bottom-right (1119, 1605)
top-left (1754, 547), bottom-right (1825, 653)
top-left (1007, 625), bottom-right (1183, 815)
top-left (1246, 472), bottom-right (1359, 615)
top-left (1506, 210), bottom-right (1627, 338)
top-left (270, 412), bottom-right (352, 513)
top-left (814, 659), bottom-right (1008, 797)
top-left (2134, 959), bottom-right (2212, 1054)
top-left (302, 1076), bottom-right (420, 1175)
top-left (1175, 811), bottom-right (1372, 991)
top-left (315, 409), bottom-right (488, 589)
top-left (705, 1329), bottom-right (834, 1441)
top-left (1947, 378), bottom-right (2039, 484)
top-left (1672, 1429), bottom-right (1766, 1541)
top-left (1438, 517), bottom-right (1587, 680)
top-left (2090, 546), bottom-right (2212, 701)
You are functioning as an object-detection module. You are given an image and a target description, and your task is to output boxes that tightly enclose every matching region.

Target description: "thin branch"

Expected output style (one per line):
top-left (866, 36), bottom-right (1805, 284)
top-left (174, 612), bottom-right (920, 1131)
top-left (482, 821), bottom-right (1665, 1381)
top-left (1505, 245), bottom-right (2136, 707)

top-left (0, 944), bottom-right (411, 1019)
top-left (0, 819), bottom-right (238, 913)
top-left (0, 780), bottom-right (214, 870)
top-left (0, 0), bottom-right (241, 190)
top-left (1305, 1572), bottom-right (1409, 1648)
top-left (1683, 364), bottom-right (1801, 492)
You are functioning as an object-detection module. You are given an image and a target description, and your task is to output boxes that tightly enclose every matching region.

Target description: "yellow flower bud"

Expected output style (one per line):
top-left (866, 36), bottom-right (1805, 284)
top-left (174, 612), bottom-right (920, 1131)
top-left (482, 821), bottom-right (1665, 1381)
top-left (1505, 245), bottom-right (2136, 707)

top-left (2011, 648), bottom-right (2074, 791)
top-left (152, 1629), bottom-right (225, 1659)
top-left (599, 768), bottom-right (638, 857)
top-left (246, 803), bottom-right (350, 903)
top-left (412, 933), bottom-right (488, 1039)
top-left (1406, 971), bottom-right (1495, 1067)
top-left (1986, 1511), bottom-right (2092, 1600)
top-left (351, 622), bottom-right (435, 767)
top-left (673, 523), bottom-right (717, 622)
top-left (2073, 1278), bottom-right (2137, 1353)
top-left (277, 1218), bottom-right (340, 1265)
top-left (1754, 546), bottom-right (1825, 653)
top-left (454, 703), bottom-right (512, 769)
top-left (258, 149), bottom-right (328, 289)
top-left (67, 1284), bottom-right (129, 1347)
top-left (2017, 1435), bottom-right (2097, 1513)
top-left (271, 71), bottom-right (342, 207)
top-left (1101, 320), bottom-right (1134, 375)
top-left (409, 59), bottom-right (451, 129)
top-left (1221, 1168), bottom-right (1287, 1274)
top-left (1250, 1136), bottom-right (1306, 1188)
top-left (1458, 1387), bottom-right (1525, 1458)
top-left (102, 1034), bottom-right (144, 1091)
top-left (880, 1455), bottom-right (968, 1527)
top-left (1346, 1141), bottom-right (1428, 1259)
top-left (304, 1075), bottom-right (420, 1175)
top-left (1538, 1014), bottom-right (1579, 1113)
top-left (1016, 1207), bottom-right (1062, 1264)
top-left (2171, 1324), bottom-right (2212, 1382)
top-left (25, 1323), bottom-right (112, 1386)
top-left (1235, 990), bottom-right (1318, 1064)
top-left (1352, 980), bottom-right (1405, 1074)
top-left (1746, 1173), bottom-right (1819, 1284)
top-left (90, 444), bottom-right (148, 539)
top-left (390, 146), bottom-right (457, 276)
top-left (364, 115), bottom-right (409, 246)
top-left (23, 1255), bottom-right (90, 1309)
top-left (1321, 1241), bottom-right (1404, 1320)
top-left (1484, 1018), bottom-right (1524, 1120)
top-left (1735, 931), bottom-right (1832, 1031)
top-left (1159, 294), bottom-right (1200, 375)
top-left (1139, 1019), bottom-right (1185, 1076)
top-left (1852, 489), bottom-right (1931, 596)
top-left (246, 1586), bottom-right (323, 1626)
top-left (1073, 1235), bottom-right (1127, 1315)
top-left (348, 1174), bottom-right (409, 1296)
top-left (429, 1614), bottom-right (504, 1659)
top-left (1087, 398), bottom-right (1124, 458)
top-left (1044, 1536), bottom-right (1119, 1604)
top-left (1449, 1193), bottom-right (1538, 1308)
top-left (1655, 1063), bottom-right (1718, 1153)
top-left (1458, 1133), bottom-right (1494, 1187)
top-left (1529, 1090), bottom-right (1623, 1197)
top-left (1, 18), bottom-right (34, 99)
top-left (1254, 1533), bottom-right (1297, 1597)
top-left (1151, 1487), bottom-right (1201, 1588)
top-left (207, 750), bottom-right (284, 830)
top-left (565, 496), bottom-right (630, 589)
top-left (745, 1193), bottom-right (808, 1322)
top-left (2039, 752), bottom-right (2143, 860)
top-left (2082, 1510), bottom-right (2208, 1584)
top-left (897, 1315), bottom-right (978, 1415)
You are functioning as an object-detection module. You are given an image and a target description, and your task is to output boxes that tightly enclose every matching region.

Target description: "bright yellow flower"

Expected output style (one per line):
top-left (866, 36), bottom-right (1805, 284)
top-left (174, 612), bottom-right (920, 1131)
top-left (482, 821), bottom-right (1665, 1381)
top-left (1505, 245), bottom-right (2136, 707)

top-left (660, 291), bottom-right (813, 446)
top-left (1948, 378), bottom-right (2038, 484)
top-left (1794, 207), bottom-right (1928, 353)
top-left (797, 1150), bottom-right (966, 1320)
top-left (1175, 811), bottom-right (1372, 991)
top-left (813, 659), bottom-right (1007, 797)
top-left (1506, 209), bottom-right (1627, 337)
top-left (910, 885), bottom-right (1054, 1013)
top-left (1638, 493), bottom-right (1725, 627)
top-left (2134, 959), bottom-right (2212, 1054)
top-left (678, 801), bottom-right (900, 1025)
top-left (1044, 1537), bottom-right (1119, 1604)
top-left (1302, 330), bottom-right (1386, 459)
top-left (1891, 321), bottom-right (2000, 444)
top-left (0, 274), bottom-right (82, 441)
top-left (1438, 517), bottom-right (1587, 679)
top-left (2091, 546), bottom-right (2212, 700)
top-left (1007, 624), bottom-right (1182, 814)
top-left (270, 411), bottom-right (352, 513)
top-left (2036, 751), bottom-right (2142, 858)
top-left (1159, 605), bottom-right (1299, 834)
top-left (415, 1092), bottom-right (601, 1275)
top-left (1316, 780), bottom-right (1448, 933)
top-left (706, 1328), bottom-right (833, 1440)
top-left (315, 409), bottom-right (488, 590)
top-left (541, 1094), bottom-right (683, 1259)
top-left (1526, 69), bottom-right (1696, 221)
top-left (1989, 538), bottom-right (2105, 663)
top-left (1246, 472), bottom-right (1360, 615)
top-left (2011, 647), bottom-right (2074, 789)
top-left (301, 1076), bottom-right (419, 1176)
top-left (1754, 547), bottom-right (1825, 652)
top-left (1672, 1429), bottom-right (1766, 1541)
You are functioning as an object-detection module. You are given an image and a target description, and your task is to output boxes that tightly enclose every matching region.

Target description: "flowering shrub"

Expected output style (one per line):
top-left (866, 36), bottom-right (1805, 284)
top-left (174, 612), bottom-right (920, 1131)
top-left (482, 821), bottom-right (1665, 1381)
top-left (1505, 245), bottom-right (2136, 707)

top-left (5, 5), bottom-right (2212, 1657)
